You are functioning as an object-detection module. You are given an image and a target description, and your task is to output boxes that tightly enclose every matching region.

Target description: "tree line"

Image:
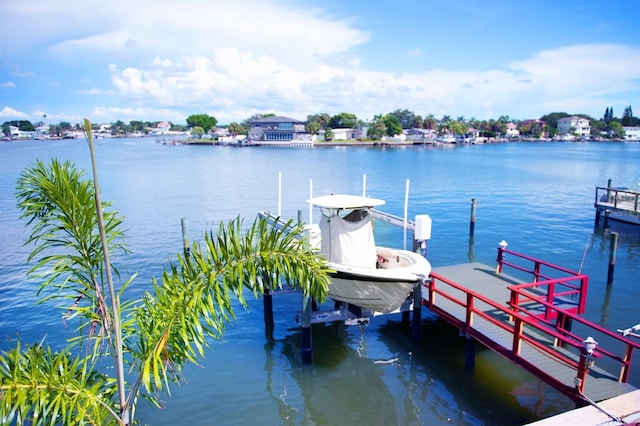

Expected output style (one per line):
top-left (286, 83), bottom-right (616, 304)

top-left (3, 106), bottom-right (638, 139)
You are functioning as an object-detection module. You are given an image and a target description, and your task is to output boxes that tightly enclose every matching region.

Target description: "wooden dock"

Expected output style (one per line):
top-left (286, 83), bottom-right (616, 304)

top-left (428, 261), bottom-right (637, 404)
top-left (594, 183), bottom-right (640, 225)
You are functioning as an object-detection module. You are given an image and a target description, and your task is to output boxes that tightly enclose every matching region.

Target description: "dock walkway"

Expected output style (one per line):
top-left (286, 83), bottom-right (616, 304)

top-left (429, 262), bottom-right (636, 403)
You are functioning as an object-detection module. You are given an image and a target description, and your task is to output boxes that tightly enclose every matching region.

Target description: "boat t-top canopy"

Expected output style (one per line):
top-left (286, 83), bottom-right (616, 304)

top-left (307, 194), bottom-right (385, 209)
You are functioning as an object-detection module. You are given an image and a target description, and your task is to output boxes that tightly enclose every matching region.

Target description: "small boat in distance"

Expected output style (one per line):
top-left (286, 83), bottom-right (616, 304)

top-left (307, 194), bottom-right (431, 313)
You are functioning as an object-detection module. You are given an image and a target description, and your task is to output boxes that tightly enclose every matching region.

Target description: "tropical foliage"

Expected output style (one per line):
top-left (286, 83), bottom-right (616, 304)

top-left (0, 120), bottom-right (331, 425)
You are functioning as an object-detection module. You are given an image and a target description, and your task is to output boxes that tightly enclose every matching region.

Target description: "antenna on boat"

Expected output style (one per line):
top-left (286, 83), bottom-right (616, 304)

top-left (404, 179), bottom-right (410, 250)
top-left (362, 174), bottom-right (367, 197)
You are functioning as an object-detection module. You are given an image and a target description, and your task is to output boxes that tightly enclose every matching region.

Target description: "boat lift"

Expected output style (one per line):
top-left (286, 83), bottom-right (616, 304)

top-left (261, 174), bottom-right (432, 332)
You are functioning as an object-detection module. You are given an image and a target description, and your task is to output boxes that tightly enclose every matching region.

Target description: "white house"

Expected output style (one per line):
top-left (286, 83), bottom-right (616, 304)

top-left (624, 127), bottom-right (640, 141)
top-left (505, 122), bottom-right (520, 138)
top-left (557, 116), bottom-right (590, 138)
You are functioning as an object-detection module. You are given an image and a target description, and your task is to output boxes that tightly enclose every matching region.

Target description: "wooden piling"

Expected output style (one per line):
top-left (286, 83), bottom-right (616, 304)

top-left (607, 232), bottom-right (618, 285)
top-left (464, 334), bottom-right (476, 369)
top-left (263, 287), bottom-right (274, 336)
top-left (604, 209), bottom-right (611, 228)
top-left (301, 294), bottom-right (313, 364)
top-left (469, 198), bottom-right (478, 236)
top-left (181, 217), bottom-right (190, 258)
top-left (412, 281), bottom-right (422, 339)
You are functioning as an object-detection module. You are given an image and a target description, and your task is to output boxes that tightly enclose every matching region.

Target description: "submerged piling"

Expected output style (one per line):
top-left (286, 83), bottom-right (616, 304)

top-left (607, 232), bottom-right (618, 285)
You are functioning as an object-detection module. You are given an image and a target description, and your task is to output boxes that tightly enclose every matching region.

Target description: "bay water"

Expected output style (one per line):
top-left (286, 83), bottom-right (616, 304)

top-left (1, 139), bottom-right (640, 424)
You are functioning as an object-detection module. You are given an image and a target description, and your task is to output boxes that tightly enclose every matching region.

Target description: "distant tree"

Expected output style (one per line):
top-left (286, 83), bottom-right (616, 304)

top-left (412, 114), bottom-right (423, 129)
top-left (329, 112), bottom-right (357, 129)
top-left (307, 113), bottom-right (331, 130)
top-left (540, 112), bottom-right (569, 131)
top-left (305, 121), bottom-right (320, 135)
top-left (381, 114), bottom-right (402, 137)
top-left (129, 120), bottom-right (146, 133)
top-left (622, 106), bottom-right (634, 126)
top-left (422, 114), bottom-right (437, 130)
top-left (186, 114), bottom-right (217, 133)
top-left (324, 128), bottom-right (334, 141)
top-left (228, 122), bottom-right (244, 136)
top-left (2, 120), bottom-right (35, 132)
top-left (241, 113), bottom-right (275, 130)
top-left (191, 126), bottom-right (205, 137)
top-left (608, 121), bottom-right (625, 139)
top-left (389, 109), bottom-right (415, 129)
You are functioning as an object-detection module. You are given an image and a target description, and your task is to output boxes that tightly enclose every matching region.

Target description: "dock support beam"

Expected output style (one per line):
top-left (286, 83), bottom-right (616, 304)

top-left (607, 232), bottom-right (618, 285)
top-left (263, 288), bottom-right (274, 336)
top-left (412, 281), bottom-right (423, 339)
top-left (301, 294), bottom-right (313, 364)
top-left (464, 333), bottom-right (476, 369)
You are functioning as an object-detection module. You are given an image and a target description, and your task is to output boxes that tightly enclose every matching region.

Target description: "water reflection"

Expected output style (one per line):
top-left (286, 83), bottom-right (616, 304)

top-left (261, 316), bottom-right (574, 425)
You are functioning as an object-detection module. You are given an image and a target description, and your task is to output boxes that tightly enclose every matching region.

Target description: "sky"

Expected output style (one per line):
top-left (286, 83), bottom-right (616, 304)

top-left (1, 0), bottom-right (640, 126)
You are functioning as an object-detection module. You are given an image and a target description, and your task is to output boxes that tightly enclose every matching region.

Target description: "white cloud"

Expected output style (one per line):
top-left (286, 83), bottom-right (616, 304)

top-left (0, 106), bottom-right (29, 118)
top-left (407, 48), bottom-right (424, 57)
top-left (0, 82), bottom-right (16, 88)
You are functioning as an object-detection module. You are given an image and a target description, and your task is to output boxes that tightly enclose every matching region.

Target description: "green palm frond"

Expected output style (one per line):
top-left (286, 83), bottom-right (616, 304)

top-left (0, 341), bottom-right (118, 425)
top-left (131, 216), bottom-right (331, 394)
top-left (15, 158), bottom-right (129, 346)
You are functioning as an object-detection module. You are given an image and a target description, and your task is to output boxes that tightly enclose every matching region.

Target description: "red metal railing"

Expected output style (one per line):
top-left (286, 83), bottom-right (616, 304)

top-left (425, 248), bottom-right (640, 391)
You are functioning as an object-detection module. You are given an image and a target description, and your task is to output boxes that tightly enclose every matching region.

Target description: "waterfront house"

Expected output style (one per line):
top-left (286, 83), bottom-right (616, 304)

top-left (248, 116), bottom-right (307, 142)
top-left (505, 122), bottom-right (520, 138)
top-left (623, 126), bottom-right (640, 141)
top-left (557, 116), bottom-right (590, 139)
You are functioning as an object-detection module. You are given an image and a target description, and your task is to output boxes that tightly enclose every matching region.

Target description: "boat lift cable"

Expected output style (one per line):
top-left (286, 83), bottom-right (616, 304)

top-left (578, 389), bottom-right (624, 424)
top-left (578, 234), bottom-right (593, 274)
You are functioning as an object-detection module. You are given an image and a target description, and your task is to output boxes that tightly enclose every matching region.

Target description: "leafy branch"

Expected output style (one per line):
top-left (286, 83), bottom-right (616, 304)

top-left (1, 120), bottom-right (331, 425)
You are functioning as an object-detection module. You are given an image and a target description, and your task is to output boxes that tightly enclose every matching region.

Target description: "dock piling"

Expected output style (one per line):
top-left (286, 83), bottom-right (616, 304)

top-left (412, 281), bottom-right (423, 339)
top-left (181, 217), bottom-right (190, 258)
top-left (464, 334), bottom-right (476, 370)
top-left (607, 232), bottom-right (618, 285)
top-left (263, 287), bottom-right (274, 336)
top-left (469, 198), bottom-right (478, 236)
top-left (301, 294), bottom-right (313, 364)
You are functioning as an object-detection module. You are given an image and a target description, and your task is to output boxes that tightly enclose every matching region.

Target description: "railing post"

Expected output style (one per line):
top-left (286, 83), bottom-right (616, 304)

top-left (465, 293), bottom-right (474, 328)
top-left (533, 261), bottom-right (541, 283)
top-left (545, 282), bottom-right (555, 321)
top-left (576, 348), bottom-right (589, 394)
top-left (619, 345), bottom-right (633, 382)
top-left (512, 318), bottom-right (523, 355)
top-left (578, 276), bottom-right (588, 315)
top-left (496, 240), bottom-right (508, 274)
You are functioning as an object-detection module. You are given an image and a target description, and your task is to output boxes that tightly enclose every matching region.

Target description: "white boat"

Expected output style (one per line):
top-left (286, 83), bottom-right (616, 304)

top-left (307, 194), bottom-right (431, 313)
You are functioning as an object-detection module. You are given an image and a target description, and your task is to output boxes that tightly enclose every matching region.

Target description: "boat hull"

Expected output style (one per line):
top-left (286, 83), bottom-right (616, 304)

top-left (326, 247), bottom-right (430, 313)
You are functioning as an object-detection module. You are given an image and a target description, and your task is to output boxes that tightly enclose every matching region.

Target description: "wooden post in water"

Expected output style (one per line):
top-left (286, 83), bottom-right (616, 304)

top-left (607, 232), bottom-right (618, 285)
top-left (469, 198), bottom-right (478, 236)
top-left (298, 209), bottom-right (313, 363)
top-left (181, 218), bottom-right (190, 258)
top-left (412, 281), bottom-right (423, 339)
top-left (263, 286), bottom-right (274, 337)
top-left (301, 294), bottom-right (313, 364)
top-left (604, 209), bottom-right (611, 229)
top-left (464, 334), bottom-right (476, 370)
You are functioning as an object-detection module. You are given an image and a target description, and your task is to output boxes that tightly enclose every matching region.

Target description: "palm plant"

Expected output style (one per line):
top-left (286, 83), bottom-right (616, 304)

top-left (0, 120), bottom-right (331, 425)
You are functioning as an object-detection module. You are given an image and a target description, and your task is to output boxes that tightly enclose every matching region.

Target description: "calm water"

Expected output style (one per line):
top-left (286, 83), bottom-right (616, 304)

top-left (2, 139), bottom-right (640, 425)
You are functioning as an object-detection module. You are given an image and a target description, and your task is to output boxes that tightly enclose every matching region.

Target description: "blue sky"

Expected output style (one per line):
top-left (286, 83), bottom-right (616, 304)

top-left (1, 0), bottom-right (639, 126)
